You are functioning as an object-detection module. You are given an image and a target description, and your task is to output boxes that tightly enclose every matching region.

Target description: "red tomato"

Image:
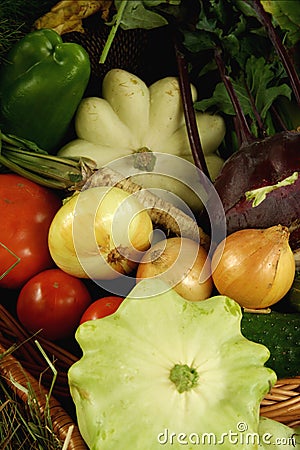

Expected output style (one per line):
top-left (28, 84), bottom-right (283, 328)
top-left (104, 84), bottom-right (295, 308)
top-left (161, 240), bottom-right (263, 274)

top-left (0, 174), bottom-right (61, 289)
top-left (16, 269), bottom-right (92, 341)
top-left (80, 296), bottom-right (124, 324)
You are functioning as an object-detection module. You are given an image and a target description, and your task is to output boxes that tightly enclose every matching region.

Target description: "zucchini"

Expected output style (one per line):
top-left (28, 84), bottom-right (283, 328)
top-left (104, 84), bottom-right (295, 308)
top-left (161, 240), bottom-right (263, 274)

top-left (285, 272), bottom-right (300, 312)
top-left (241, 311), bottom-right (300, 379)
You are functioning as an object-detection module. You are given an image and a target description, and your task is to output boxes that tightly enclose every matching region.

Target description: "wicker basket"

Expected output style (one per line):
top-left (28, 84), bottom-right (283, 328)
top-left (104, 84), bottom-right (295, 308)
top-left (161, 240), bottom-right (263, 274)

top-left (260, 378), bottom-right (300, 427)
top-left (0, 304), bottom-right (87, 449)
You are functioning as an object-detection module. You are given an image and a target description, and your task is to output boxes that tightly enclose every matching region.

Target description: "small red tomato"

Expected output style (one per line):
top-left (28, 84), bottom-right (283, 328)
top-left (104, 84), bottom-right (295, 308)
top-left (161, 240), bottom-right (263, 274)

top-left (17, 268), bottom-right (92, 340)
top-left (80, 296), bottom-right (124, 324)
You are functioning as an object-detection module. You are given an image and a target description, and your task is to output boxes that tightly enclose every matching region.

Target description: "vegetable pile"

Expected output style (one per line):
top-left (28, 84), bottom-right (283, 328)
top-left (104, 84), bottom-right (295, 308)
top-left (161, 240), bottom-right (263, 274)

top-left (0, 0), bottom-right (300, 448)
top-left (58, 67), bottom-right (226, 212)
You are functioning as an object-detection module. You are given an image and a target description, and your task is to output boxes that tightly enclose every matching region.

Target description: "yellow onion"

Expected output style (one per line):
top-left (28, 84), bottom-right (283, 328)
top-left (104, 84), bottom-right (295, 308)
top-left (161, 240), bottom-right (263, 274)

top-left (48, 186), bottom-right (153, 279)
top-left (211, 225), bottom-right (295, 309)
top-left (136, 236), bottom-right (213, 301)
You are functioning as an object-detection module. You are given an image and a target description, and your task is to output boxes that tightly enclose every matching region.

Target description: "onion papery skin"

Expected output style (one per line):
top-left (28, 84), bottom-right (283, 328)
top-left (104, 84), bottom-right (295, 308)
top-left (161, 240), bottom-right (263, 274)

top-left (48, 186), bottom-right (153, 279)
top-left (211, 225), bottom-right (295, 309)
top-left (136, 237), bottom-right (213, 301)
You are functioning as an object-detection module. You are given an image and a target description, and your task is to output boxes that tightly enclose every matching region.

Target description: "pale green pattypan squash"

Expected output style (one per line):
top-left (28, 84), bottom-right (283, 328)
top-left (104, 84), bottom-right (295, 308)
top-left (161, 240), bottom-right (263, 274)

top-left (258, 417), bottom-right (299, 449)
top-left (58, 69), bottom-right (226, 212)
top-left (68, 279), bottom-right (277, 450)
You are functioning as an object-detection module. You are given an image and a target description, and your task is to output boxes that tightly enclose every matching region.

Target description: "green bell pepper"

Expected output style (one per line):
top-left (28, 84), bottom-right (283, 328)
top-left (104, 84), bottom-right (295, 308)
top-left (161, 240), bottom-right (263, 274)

top-left (0, 28), bottom-right (91, 153)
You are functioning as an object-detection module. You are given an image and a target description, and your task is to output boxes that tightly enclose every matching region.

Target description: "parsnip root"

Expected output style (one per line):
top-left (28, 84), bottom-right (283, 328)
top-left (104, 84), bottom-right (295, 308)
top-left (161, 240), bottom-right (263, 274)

top-left (82, 166), bottom-right (210, 250)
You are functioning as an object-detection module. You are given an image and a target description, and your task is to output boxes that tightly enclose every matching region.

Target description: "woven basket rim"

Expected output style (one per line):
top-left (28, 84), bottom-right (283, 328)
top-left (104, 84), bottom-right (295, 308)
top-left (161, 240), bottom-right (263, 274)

top-left (0, 340), bottom-right (88, 449)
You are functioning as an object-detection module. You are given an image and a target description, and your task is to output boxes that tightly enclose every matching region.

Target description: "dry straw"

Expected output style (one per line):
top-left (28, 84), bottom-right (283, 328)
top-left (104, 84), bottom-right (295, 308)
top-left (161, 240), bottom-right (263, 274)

top-left (0, 304), bottom-right (87, 449)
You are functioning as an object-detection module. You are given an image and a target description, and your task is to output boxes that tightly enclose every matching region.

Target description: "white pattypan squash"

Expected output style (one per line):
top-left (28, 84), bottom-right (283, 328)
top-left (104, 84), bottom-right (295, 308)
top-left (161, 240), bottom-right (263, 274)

top-left (58, 69), bottom-right (226, 212)
top-left (68, 279), bottom-right (277, 450)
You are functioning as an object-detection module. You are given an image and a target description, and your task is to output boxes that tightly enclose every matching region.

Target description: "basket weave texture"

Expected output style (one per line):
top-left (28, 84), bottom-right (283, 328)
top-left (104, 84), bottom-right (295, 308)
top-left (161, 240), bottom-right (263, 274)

top-left (0, 304), bottom-right (87, 449)
top-left (260, 377), bottom-right (300, 427)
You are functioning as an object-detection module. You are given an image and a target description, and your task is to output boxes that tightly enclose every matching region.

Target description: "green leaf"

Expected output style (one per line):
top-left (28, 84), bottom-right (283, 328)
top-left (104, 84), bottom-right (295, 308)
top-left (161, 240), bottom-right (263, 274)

top-left (260, 84), bottom-right (292, 118)
top-left (196, 14), bottom-right (219, 35)
top-left (245, 56), bottom-right (292, 119)
top-left (183, 30), bottom-right (216, 52)
top-left (195, 54), bottom-right (292, 137)
top-left (143, 0), bottom-right (181, 5)
top-left (115, 0), bottom-right (177, 30)
top-left (261, 0), bottom-right (300, 46)
top-left (235, 0), bottom-right (259, 18)
top-left (222, 33), bottom-right (240, 56)
top-left (195, 81), bottom-right (252, 116)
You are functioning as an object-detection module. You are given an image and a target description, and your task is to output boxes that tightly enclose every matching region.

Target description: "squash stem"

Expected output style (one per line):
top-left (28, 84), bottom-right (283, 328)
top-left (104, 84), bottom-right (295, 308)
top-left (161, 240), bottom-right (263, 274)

top-left (169, 363), bottom-right (199, 393)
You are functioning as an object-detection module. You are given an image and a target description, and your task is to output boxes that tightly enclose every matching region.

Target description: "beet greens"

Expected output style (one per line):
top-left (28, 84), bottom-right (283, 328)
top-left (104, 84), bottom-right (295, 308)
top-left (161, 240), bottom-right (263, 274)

top-left (211, 45), bottom-right (300, 250)
top-left (177, 0), bottom-right (300, 250)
